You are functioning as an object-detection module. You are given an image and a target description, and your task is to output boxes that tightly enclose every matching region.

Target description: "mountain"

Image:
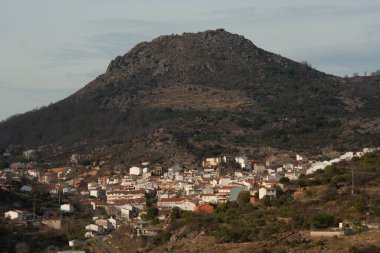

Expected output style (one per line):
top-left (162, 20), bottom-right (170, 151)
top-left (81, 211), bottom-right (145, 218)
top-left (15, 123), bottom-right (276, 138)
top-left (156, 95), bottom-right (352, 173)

top-left (1, 29), bottom-right (380, 163)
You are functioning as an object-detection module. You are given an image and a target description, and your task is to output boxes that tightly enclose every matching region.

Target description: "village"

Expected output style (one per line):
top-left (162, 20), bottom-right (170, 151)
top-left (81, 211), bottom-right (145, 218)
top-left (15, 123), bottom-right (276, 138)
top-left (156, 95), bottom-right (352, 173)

top-left (0, 146), bottom-right (379, 252)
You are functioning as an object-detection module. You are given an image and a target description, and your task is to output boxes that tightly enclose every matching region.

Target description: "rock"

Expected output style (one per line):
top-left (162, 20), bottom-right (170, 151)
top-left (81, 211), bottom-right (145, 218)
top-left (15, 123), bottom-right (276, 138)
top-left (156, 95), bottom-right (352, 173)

top-left (170, 234), bottom-right (177, 242)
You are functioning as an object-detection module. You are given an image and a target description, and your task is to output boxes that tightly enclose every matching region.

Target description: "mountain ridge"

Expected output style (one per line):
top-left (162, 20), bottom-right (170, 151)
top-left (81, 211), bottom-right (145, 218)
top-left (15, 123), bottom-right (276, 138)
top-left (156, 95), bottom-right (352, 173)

top-left (1, 29), bottom-right (380, 163)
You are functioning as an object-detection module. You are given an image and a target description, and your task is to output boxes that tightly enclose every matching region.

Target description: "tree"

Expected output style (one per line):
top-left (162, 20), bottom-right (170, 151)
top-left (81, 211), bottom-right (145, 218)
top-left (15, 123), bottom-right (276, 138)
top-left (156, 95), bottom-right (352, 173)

top-left (371, 69), bottom-right (380, 76)
top-left (262, 196), bottom-right (271, 207)
top-left (309, 214), bottom-right (335, 229)
top-left (170, 207), bottom-right (181, 221)
top-left (280, 177), bottom-right (290, 185)
top-left (0, 160), bottom-right (9, 169)
top-left (300, 61), bottom-right (312, 68)
top-left (324, 164), bottom-right (339, 177)
top-left (237, 191), bottom-right (251, 206)
top-left (146, 207), bottom-right (159, 220)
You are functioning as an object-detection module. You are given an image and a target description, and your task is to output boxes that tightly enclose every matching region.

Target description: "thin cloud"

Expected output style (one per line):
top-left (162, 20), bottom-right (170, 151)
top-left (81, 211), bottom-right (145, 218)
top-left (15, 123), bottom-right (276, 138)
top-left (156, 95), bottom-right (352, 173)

top-left (289, 42), bottom-right (380, 76)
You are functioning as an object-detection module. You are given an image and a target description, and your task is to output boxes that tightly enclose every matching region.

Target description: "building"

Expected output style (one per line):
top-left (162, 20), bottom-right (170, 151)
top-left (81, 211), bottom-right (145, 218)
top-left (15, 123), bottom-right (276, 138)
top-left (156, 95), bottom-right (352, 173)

top-left (91, 200), bottom-right (107, 210)
top-left (95, 219), bottom-right (113, 231)
top-left (129, 167), bottom-right (142, 176)
top-left (296, 154), bottom-right (308, 163)
top-left (157, 197), bottom-right (190, 210)
top-left (106, 189), bottom-right (145, 203)
top-left (177, 201), bottom-right (196, 211)
top-left (4, 210), bottom-right (31, 220)
top-left (258, 187), bottom-right (276, 199)
top-left (202, 157), bottom-right (226, 167)
top-left (201, 194), bottom-right (218, 204)
top-left (85, 224), bottom-right (105, 234)
top-left (235, 155), bottom-right (251, 169)
top-left (90, 189), bottom-right (105, 198)
top-left (60, 204), bottom-right (74, 213)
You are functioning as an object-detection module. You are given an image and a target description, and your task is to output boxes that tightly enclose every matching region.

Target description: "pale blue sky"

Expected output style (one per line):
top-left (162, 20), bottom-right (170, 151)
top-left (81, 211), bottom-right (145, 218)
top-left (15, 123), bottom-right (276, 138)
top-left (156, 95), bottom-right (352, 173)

top-left (1, 0), bottom-right (380, 120)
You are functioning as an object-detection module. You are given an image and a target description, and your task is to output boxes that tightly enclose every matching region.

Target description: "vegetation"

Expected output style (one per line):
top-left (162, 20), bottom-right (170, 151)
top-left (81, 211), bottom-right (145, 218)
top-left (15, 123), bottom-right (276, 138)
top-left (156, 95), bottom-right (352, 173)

top-left (150, 152), bottom-right (380, 250)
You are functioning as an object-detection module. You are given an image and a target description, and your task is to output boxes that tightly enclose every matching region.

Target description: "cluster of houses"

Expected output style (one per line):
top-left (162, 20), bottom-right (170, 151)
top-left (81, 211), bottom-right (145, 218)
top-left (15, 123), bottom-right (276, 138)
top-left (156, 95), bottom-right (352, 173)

top-left (84, 216), bottom-right (120, 237)
top-left (1, 147), bottom-right (379, 238)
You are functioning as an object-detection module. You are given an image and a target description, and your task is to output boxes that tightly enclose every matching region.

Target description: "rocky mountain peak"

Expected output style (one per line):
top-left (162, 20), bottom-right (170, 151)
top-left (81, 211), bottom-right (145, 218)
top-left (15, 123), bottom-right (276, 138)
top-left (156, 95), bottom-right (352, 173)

top-left (105, 29), bottom-right (260, 75)
top-left (1, 29), bottom-right (379, 164)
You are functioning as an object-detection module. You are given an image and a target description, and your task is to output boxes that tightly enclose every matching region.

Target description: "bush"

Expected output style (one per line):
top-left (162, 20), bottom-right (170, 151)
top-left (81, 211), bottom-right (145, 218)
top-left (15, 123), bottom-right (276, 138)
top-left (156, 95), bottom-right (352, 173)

top-left (237, 191), bottom-right (251, 206)
top-left (146, 207), bottom-right (159, 220)
top-left (309, 214), bottom-right (335, 229)
top-left (236, 118), bottom-right (252, 128)
top-left (152, 231), bottom-right (171, 245)
top-left (280, 177), bottom-right (290, 184)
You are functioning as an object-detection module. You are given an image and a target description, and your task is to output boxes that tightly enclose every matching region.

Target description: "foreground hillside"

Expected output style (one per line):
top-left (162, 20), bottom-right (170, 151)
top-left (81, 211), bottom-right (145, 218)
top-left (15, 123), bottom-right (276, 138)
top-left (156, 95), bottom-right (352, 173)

top-left (109, 151), bottom-right (380, 253)
top-left (1, 29), bottom-right (380, 163)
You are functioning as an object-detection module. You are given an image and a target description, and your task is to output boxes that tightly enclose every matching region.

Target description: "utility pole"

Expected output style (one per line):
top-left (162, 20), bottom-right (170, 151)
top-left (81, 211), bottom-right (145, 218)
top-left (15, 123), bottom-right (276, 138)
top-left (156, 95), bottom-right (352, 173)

top-left (58, 189), bottom-right (61, 206)
top-left (351, 167), bottom-right (354, 195)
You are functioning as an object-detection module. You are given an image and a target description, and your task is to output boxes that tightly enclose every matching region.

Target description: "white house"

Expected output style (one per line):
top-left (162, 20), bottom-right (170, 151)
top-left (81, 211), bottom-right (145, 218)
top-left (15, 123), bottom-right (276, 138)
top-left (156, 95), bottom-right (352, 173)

top-left (95, 219), bottom-right (113, 231)
top-left (4, 210), bottom-right (30, 220)
top-left (85, 224), bottom-right (105, 234)
top-left (90, 189), bottom-right (105, 198)
top-left (296, 154), bottom-right (308, 162)
top-left (106, 177), bottom-right (120, 185)
top-left (106, 189), bottom-right (145, 203)
top-left (107, 217), bottom-right (119, 230)
top-left (88, 182), bottom-right (100, 190)
top-left (68, 240), bottom-right (81, 248)
top-left (283, 163), bottom-right (294, 170)
top-left (60, 204), bottom-right (74, 213)
top-left (202, 157), bottom-right (226, 167)
top-left (121, 208), bottom-right (132, 219)
top-left (91, 200), bottom-right (106, 210)
top-left (212, 177), bottom-right (231, 187)
top-left (262, 180), bottom-right (281, 188)
top-left (235, 155), bottom-right (251, 169)
top-left (259, 187), bottom-right (276, 199)
top-left (201, 194), bottom-right (218, 204)
top-left (284, 171), bottom-right (300, 181)
top-left (157, 197), bottom-right (190, 210)
top-left (130, 167), bottom-right (142, 176)
top-left (27, 169), bottom-right (40, 178)
top-left (177, 201), bottom-right (197, 211)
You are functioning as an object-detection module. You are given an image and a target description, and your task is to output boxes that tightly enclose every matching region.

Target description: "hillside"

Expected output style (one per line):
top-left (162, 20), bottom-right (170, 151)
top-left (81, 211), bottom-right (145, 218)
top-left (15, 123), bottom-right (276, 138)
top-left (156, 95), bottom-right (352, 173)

top-left (1, 29), bottom-right (380, 163)
top-left (116, 151), bottom-right (380, 253)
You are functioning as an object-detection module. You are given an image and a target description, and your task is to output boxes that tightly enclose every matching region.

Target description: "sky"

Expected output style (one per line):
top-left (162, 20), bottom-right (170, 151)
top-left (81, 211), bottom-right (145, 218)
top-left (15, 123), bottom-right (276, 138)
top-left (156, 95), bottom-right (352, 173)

top-left (1, 0), bottom-right (380, 120)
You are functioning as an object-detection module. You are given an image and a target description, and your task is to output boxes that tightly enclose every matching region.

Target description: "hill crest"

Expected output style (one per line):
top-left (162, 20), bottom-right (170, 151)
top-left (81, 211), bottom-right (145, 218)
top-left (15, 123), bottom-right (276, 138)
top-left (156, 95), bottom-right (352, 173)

top-left (1, 29), bottom-right (380, 164)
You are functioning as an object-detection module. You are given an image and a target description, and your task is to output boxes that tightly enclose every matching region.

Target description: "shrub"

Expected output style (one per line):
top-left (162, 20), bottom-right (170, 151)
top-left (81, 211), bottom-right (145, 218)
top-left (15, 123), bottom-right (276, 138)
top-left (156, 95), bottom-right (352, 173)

top-left (237, 191), bottom-right (251, 206)
top-left (280, 177), bottom-right (290, 184)
top-left (309, 214), bottom-right (335, 229)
